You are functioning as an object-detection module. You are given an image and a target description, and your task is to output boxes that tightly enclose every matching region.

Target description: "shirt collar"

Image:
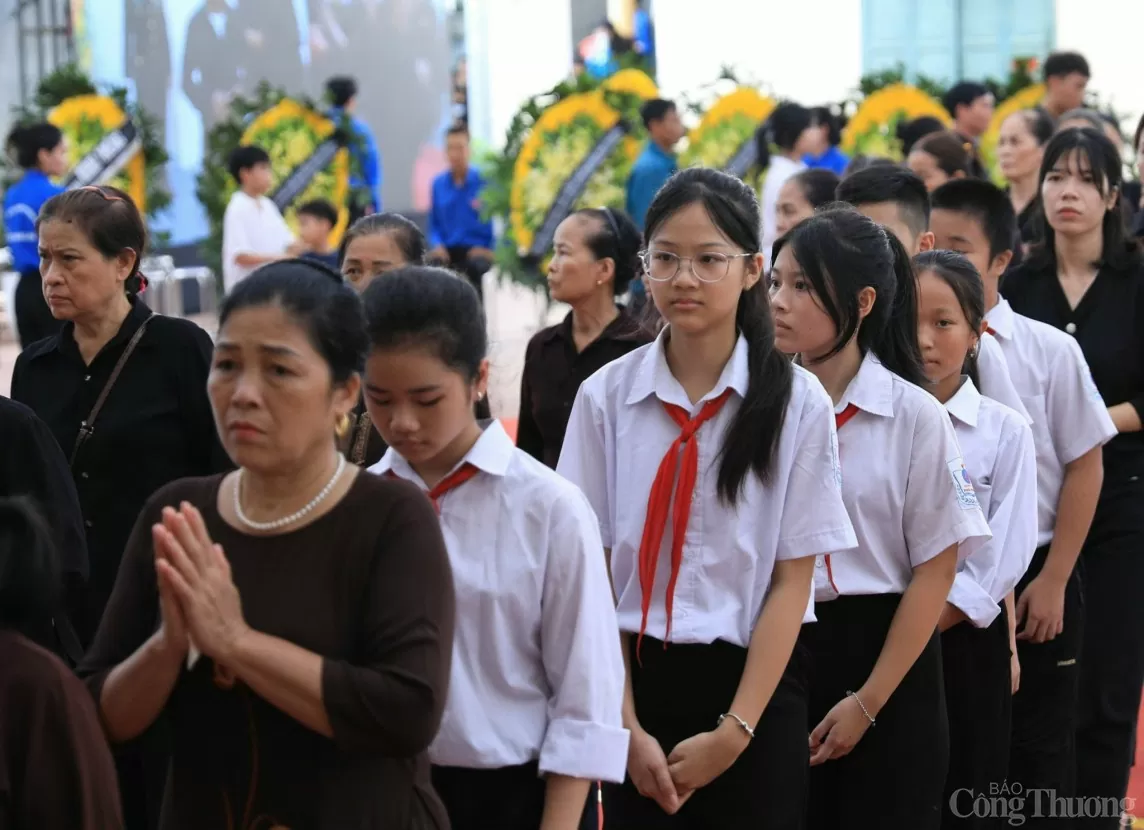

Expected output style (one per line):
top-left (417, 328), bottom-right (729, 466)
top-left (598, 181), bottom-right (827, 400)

top-left (625, 326), bottom-right (749, 409)
top-left (838, 351), bottom-right (895, 417)
top-left (369, 419), bottom-right (515, 486)
top-left (544, 306), bottom-right (648, 346)
top-left (944, 377), bottom-right (981, 427)
top-left (55, 295), bottom-right (152, 361)
top-left (985, 296), bottom-right (1015, 341)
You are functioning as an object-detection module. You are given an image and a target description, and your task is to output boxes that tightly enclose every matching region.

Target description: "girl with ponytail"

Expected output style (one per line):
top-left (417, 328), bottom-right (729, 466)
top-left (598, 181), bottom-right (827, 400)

top-left (558, 167), bottom-right (856, 828)
top-left (756, 102), bottom-right (822, 265)
top-left (914, 250), bottom-right (1039, 828)
top-left (768, 206), bottom-right (992, 829)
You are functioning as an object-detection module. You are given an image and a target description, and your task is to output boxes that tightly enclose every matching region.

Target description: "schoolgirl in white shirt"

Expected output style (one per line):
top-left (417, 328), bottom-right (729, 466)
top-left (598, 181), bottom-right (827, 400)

top-left (558, 168), bottom-right (857, 828)
top-left (914, 250), bottom-right (1039, 827)
top-left (768, 206), bottom-right (992, 829)
top-left (928, 179), bottom-right (1116, 809)
top-left (360, 266), bottom-right (628, 830)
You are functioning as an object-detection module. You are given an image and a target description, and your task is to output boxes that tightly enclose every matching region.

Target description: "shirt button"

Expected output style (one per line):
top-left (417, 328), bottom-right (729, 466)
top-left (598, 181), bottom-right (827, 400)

top-left (80, 472), bottom-right (89, 479)
top-left (84, 375), bottom-right (91, 381)
top-left (84, 520), bottom-right (93, 528)
top-left (815, 558), bottom-right (824, 568)
top-left (1065, 322), bottom-right (1077, 335)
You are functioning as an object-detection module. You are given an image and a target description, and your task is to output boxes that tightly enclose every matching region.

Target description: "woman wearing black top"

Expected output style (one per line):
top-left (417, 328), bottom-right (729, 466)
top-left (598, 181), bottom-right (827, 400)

top-left (10, 185), bottom-right (229, 830)
top-left (517, 207), bottom-right (650, 469)
top-left (997, 108), bottom-right (1054, 247)
top-left (1002, 127), bottom-right (1144, 827)
top-left (338, 212), bottom-right (492, 467)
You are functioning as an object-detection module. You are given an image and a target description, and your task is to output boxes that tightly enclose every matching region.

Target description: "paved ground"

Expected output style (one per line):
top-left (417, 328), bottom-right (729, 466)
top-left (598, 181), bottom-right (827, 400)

top-left (0, 274), bottom-right (564, 414)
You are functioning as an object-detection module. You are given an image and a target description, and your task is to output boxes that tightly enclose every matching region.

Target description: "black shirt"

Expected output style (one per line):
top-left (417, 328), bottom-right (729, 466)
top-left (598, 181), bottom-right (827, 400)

top-left (1003, 258), bottom-right (1144, 484)
top-left (11, 297), bottom-right (231, 633)
top-left (517, 307), bottom-right (651, 468)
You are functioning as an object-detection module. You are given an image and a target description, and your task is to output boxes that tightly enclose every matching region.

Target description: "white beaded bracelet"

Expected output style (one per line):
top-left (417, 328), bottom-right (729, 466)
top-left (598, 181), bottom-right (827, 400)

top-left (847, 690), bottom-right (876, 726)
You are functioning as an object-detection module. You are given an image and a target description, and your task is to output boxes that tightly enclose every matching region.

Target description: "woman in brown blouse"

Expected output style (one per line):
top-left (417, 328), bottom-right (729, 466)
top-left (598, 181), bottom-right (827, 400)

top-left (338, 212), bottom-right (491, 467)
top-left (0, 497), bottom-right (121, 830)
top-left (517, 207), bottom-right (651, 468)
top-left (80, 261), bottom-right (455, 829)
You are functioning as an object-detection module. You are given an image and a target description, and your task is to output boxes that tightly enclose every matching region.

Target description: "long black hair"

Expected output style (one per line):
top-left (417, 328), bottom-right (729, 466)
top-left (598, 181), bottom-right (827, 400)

top-left (642, 167), bottom-right (792, 504)
top-left (0, 497), bottom-right (59, 631)
top-left (1026, 127), bottom-right (1141, 272)
top-left (755, 102), bottom-right (812, 172)
top-left (775, 205), bottom-right (927, 387)
top-left (913, 250), bottom-right (985, 388)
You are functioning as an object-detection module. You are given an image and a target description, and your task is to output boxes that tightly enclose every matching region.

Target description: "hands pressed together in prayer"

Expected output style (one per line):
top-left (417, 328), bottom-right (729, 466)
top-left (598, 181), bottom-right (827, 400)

top-left (153, 502), bottom-right (250, 668)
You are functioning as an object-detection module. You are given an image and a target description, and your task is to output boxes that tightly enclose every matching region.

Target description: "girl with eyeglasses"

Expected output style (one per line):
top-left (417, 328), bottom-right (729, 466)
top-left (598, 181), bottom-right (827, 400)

top-left (557, 167), bottom-right (857, 828)
top-left (768, 207), bottom-right (992, 829)
top-left (517, 207), bottom-right (652, 469)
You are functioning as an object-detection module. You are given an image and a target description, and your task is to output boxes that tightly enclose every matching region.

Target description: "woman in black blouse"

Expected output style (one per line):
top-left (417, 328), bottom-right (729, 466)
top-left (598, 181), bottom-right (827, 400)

top-left (517, 207), bottom-right (651, 469)
top-left (1002, 127), bottom-right (1144, 824)
top-left (997, 108), bottom-right (1054, 246)
top-left (338, 212), bottom-right (492, 467)
top-left (10, 185), bottom-right (229, 830)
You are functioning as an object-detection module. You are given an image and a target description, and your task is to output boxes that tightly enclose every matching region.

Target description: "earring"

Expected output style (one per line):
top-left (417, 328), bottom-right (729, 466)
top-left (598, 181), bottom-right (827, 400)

top-left (336, 413), bottom-right (352, 439)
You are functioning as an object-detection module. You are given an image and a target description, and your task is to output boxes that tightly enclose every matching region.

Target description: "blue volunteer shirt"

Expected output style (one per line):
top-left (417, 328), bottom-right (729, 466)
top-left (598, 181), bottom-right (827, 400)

top-left (626, 142), bottom-right (676, 232)
top-left (428, 167), bottom-right (494, 249)
top-left (802, 145), bottom-right (850, 177)
top-left (328, 107), bottom-right (383, 212)
top-left (3, 170), bottom-right (64, 273)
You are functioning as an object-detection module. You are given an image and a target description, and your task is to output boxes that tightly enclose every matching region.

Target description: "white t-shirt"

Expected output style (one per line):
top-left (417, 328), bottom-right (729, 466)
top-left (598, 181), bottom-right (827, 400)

top-left (222, 190), bottom-right (294, 292)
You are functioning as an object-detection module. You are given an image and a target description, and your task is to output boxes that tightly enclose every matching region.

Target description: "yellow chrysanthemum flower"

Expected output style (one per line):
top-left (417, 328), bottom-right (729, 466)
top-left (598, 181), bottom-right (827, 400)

top-left (601, 69), bottom-right (659, 100)
top-left (680, 87), bottom-right (777, 170)
top-left (48, 94), bottom-right (147, 209)
top-left (509, 91), bottom-right (627, 255)
top-left (841, 83), bottom-right (952, 157)
top-left (241, 99), bottom-right (351, 246)
top-left (980, 84), bottom-right (1046, 185)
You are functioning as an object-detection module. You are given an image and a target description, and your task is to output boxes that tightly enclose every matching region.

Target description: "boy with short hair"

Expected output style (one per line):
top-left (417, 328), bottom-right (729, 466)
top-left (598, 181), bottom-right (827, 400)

top-left (1042, 51), bottom-right (1091, 120)
top-left (930, 178), bottom-right (1116, 813)
top-left (222, 145), bottom-right (298, 292)
top-left (835, 166), bottom-right (1031, 423)
top-left (296, 199), bottom-right (340, 271)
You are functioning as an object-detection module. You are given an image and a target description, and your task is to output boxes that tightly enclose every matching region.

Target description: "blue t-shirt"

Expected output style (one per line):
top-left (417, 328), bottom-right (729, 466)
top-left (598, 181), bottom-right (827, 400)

top-left (3, 170), bottom-right (65, 273)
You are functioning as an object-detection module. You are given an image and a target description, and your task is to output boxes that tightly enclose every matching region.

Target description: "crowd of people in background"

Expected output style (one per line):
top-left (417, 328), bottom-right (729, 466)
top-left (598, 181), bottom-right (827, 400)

top-left (3, 38), bottom-right (1144, 830)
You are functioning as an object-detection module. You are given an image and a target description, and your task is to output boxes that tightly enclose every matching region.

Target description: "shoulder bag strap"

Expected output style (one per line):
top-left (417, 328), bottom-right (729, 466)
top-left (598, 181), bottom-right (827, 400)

top-left (69, 315), bottom-right (154, 467)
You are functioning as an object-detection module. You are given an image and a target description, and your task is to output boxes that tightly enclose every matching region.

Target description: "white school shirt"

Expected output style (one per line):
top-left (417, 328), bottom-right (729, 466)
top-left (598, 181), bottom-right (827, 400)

top-left (367, 421), bottom-right (629, 782)
top-left (984, 297), bottom-right (1118, 546)
top-left (977, 332), bottom-right (1032, 424)
top-left (556, 329), bottom-right (858, 648)
top-left (761, 155), bottom-right (806, 266)
top-left (944, 378), bottom-right (1039, 627)
top-left (815, 352), bottom-right (992, 602)
top-left (222, 191), bottom-right (294, 292)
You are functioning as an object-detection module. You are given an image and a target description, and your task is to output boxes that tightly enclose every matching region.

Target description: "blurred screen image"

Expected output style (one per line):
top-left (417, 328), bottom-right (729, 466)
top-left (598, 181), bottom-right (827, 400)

top-left (79, 0), bottom-right (458, 245)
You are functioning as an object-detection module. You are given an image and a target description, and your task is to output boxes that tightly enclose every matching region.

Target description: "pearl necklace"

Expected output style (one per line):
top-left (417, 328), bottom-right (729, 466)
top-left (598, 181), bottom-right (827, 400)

top-left (233, 454), bottom-right (347, 531)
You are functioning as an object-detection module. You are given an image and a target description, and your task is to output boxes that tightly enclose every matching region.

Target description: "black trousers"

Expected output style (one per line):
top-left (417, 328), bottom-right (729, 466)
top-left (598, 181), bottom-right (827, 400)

top-left (1074, 475), bottom-right (1144, 829)
top-left (430, 245), bottom-right (491, 302)
top-left (805, 593), bottom-right (949, 830)
top-left (1009, 543), bottom-right (1085, 828)
top-left (432, 760), bottom-right (546, 830)
top-left (14, 269), bottom-right (61, 349)
top-left (605, 636), bottom-right (809, 829)
top-left (941, 610), bottom-right (1013, 828)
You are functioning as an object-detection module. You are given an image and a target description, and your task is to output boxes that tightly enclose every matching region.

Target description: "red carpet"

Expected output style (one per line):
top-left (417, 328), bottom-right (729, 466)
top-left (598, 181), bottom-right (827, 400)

top-left (1131, 699), bottom-right (1144, 826)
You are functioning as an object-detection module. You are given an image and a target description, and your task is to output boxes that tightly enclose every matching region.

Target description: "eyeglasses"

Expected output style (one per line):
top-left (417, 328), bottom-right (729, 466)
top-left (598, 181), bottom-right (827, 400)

top-left (640, 249), bottom-right (754, 284)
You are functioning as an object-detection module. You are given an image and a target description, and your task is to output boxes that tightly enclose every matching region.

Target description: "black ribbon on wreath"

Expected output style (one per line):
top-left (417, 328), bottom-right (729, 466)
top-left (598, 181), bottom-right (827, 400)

top-left (723, 135), bottom-right (759, 180)
top-left (525, 119), bottom-right (631, 261)
top-left (270, 128), bottom-right (350, 212)
top-left (63, 119), bottom-right (143, 189)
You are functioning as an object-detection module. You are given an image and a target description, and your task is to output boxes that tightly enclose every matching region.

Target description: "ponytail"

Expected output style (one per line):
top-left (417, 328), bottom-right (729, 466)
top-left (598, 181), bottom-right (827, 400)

top-left (874, 230), bottom-right (928, 387)
top-left (716, 279), bottom-right (792, 504)
top-left (754, 103), bottom-right (812, 173)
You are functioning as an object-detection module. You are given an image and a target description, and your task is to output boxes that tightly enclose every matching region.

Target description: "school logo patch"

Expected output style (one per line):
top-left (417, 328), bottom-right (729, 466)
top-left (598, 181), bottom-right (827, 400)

top-left (947, 457), bottom-right (979, 510)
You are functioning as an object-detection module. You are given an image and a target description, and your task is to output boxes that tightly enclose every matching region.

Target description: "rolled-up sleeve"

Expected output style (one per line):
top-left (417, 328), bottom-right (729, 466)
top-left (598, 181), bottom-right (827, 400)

top-left (321, 484), bottom-right (455, 756)
top-left (536, 487), bottom-right (628, 782)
